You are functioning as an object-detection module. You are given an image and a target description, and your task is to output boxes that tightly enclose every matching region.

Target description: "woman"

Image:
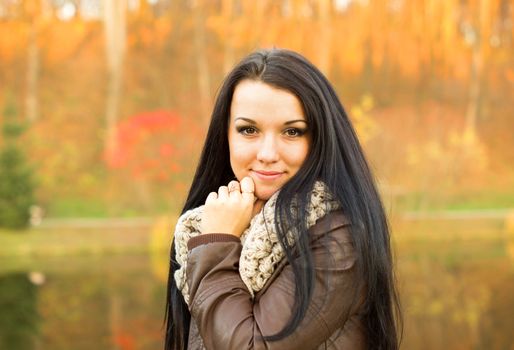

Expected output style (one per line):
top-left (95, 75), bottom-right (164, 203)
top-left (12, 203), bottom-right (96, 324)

top-left (165, 49), bottom-right (401, 350)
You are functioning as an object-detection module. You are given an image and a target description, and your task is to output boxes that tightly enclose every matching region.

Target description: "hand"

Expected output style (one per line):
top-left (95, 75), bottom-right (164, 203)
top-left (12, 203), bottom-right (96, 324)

top-left (201, 177), bottom-right (259, 237)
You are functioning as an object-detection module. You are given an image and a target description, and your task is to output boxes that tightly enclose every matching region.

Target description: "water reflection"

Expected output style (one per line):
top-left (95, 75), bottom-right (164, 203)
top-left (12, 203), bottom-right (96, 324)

top-left (0, 219), bottom-right (513, 349)
top-left (0, 254), bottom-right (165, 350)
top-left (476, 274), bottom-right (514, 350)
top-left (395, 218), bottom-right (514, 350)
top-left (0, 273), bottom-right (39, 349)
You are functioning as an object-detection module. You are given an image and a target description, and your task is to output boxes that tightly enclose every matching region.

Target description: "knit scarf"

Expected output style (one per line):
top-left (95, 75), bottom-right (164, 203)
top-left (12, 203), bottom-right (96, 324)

top-left (174, 181), bottom-right (340, 305)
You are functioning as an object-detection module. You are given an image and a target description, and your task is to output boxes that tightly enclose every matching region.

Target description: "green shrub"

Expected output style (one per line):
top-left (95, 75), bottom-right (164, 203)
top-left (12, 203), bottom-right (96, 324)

top-left (0, 101), bottom-right (35, 229)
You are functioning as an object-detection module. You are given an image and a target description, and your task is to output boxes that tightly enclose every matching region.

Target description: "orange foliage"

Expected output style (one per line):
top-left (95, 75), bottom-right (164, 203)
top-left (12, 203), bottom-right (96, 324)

top-left (113, 333), bottom-right (135, 350)
top-left (0, 0), bottom-right (511, 211)
top-left (43, 20), bottom-right (91, 64)
top-left (0, 22), bottom-right (28, 62)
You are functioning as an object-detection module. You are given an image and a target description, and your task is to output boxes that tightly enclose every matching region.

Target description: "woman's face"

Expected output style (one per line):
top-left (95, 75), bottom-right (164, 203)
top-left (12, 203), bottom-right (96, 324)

top-left (228, 79), bottom-right (310, 201)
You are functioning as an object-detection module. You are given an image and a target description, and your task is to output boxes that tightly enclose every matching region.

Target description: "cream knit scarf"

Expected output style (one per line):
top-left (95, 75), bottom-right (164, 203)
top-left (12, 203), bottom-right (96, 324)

top-left (174, 181), bottom-right (340, 305)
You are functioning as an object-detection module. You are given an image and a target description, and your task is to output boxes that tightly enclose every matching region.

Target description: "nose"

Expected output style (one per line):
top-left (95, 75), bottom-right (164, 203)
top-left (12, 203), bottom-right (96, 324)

top-left (257, 134), bottom-right (279, 163)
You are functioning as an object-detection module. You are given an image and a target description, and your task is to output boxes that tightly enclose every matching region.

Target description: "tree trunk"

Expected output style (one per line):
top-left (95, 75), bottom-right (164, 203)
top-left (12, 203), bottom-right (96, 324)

top-left (465, 41), bottom-right (482, 143)
top-left (465, 0), bottom-right (488, 143)
top-left (222, 0), bottom-right (236, 75)
top-left (103, 0), bottom-right (127, 153)
top-left (192, 0), bottom-right (211, 124)
top-left (25, 20), bottom-right (39, 123)
top-left (317, 0), bottom-right (332, 76)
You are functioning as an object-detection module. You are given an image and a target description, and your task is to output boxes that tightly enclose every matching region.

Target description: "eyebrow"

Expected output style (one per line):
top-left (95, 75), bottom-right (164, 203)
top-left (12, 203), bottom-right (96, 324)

top-left (234, 117), bottom-right (308, 125)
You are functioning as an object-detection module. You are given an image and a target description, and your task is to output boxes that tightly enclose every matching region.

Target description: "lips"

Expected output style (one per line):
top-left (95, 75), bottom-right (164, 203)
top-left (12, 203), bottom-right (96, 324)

top-left (251, 170), bottom-right (284, 181)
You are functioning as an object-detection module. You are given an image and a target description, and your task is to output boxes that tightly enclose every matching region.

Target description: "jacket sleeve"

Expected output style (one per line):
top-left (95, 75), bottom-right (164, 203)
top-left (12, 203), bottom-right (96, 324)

top-left (185, 210), bottom-right (365, 350)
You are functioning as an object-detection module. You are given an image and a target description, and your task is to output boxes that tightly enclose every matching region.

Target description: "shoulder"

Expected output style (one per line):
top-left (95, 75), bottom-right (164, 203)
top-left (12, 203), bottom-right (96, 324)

top-left (309, 209), bottom-right (351, 242)
top-left (308, 210), bottom-right (357, 271)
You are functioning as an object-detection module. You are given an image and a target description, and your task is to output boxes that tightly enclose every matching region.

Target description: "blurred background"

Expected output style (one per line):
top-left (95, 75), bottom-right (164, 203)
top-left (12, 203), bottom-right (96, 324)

top-left (0, 0), bottom-right (513, 349)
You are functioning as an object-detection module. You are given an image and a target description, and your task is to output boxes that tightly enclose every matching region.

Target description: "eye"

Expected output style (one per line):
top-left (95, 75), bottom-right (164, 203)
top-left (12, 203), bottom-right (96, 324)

top-left (236, 126), bottom-right (258, 136)
top-left (284, 128), bottom-right (306, 137)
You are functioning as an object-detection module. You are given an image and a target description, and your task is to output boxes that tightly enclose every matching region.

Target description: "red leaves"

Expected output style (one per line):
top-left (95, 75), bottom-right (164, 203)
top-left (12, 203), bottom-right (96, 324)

top-left (104, 110), bottom-right (184, 182)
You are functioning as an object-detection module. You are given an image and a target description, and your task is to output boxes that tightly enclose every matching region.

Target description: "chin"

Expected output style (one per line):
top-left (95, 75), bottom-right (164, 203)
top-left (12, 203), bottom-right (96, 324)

top-left (255, 186), bottom-right (280, 201)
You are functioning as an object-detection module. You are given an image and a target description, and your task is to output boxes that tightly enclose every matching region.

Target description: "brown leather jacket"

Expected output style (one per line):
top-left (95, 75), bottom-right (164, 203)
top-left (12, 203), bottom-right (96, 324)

top-left (184, 210), bottom-right (366, 350)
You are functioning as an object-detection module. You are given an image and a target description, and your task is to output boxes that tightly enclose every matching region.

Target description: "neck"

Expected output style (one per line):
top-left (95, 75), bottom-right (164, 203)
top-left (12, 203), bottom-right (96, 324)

top-left (252, 199), bottom-right (266, 217)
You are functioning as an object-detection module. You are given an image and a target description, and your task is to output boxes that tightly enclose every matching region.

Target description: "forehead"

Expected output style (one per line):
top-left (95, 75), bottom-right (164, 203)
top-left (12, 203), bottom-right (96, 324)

top-left (230, 80), bottom-right (305, 122)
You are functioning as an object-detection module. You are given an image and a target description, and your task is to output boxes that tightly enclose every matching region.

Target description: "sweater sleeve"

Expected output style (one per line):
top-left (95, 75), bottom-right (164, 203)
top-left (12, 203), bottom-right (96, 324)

top-left (185, 210), bottom-right (365, 350)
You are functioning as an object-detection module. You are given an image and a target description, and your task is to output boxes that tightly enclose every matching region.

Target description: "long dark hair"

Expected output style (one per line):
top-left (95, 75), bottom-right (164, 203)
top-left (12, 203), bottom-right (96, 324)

top-left (165, 49), bottom-right (402, 350)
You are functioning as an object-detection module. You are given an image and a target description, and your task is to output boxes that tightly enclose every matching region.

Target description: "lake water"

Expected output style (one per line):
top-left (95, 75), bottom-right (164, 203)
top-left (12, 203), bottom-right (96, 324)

top-left (0, 253), bottom-right (166, 349)
top-left (0, 218), bottom-right (513, 349)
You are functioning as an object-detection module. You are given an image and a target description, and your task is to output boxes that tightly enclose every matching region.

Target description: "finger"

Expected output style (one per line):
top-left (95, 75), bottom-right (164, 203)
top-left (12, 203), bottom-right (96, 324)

top-left (240, 177), bottom-right (255, 202)
top-left (218, 186), bottom-right (229, 201)
top-left (240, 176), bottom-right (254, 193)
top-left (228, 180), bottom-right (240, 193)
top-left (228, 180), bottom-right (242, 200)
top-left (205, 192), bottom-right (217, 204)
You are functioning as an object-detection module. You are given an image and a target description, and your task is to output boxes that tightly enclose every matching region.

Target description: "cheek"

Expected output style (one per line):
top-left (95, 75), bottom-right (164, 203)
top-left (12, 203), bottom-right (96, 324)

top-left (288, 142), bottom-right (310, 169)
top-left (229, 141), bottom-right (252, 174)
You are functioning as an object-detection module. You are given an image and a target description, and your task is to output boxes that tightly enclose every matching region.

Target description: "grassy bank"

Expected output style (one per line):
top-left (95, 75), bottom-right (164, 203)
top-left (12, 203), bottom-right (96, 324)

top-left (0, 226), bottom-right (154, 258)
